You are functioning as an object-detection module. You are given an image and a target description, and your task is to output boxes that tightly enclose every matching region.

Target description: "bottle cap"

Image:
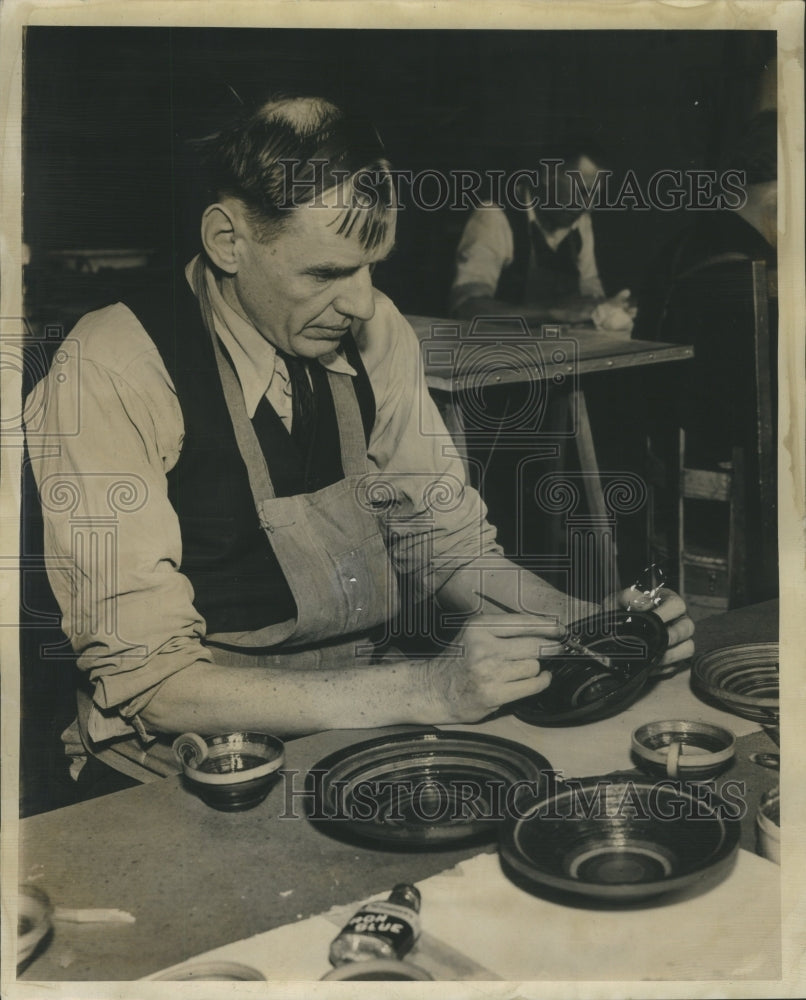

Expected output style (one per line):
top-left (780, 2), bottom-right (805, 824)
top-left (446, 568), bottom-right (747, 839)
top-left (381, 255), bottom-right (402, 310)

top-left (389, 883), bottom-right (421, 912)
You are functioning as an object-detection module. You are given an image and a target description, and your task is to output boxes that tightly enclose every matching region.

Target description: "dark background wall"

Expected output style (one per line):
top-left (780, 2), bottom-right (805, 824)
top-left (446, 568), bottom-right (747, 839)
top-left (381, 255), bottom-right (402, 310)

top-left (24, 27), bottom-right (774, 316)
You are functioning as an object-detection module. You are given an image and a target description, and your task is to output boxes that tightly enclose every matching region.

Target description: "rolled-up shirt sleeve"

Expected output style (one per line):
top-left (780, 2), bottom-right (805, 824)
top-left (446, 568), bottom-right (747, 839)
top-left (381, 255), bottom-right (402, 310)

top-left (24, 305), bottom-right (212, 742)
top-left (450, 205), bottom-right (513, 311)
top-left (358, 293), bottom-right (501, 599)
top-left (575, 212), bottom-right (605, 299)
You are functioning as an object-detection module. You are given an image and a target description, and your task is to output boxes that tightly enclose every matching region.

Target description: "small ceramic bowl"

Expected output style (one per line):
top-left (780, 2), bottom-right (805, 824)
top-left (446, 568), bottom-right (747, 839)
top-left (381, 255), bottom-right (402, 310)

top-left (321, 959), bottom-right (433, 980)
top-left (631, 720), bottom-right (736, 780)
top-left (17, 885), bottom-right (53, 969)
top-left (756, 786), bottom-right (780, 865)
top-left (173, 731), bottom-right (284, 811)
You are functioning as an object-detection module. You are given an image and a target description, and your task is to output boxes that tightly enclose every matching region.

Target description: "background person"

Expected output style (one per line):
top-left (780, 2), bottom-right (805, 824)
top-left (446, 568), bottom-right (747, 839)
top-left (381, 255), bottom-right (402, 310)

top-left (449, 145), bottom-right (636, 332)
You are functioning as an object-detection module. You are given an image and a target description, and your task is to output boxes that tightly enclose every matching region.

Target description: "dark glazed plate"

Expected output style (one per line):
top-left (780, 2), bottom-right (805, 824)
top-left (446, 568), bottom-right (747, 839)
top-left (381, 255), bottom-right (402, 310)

top-left (511, 610), bottom-right (669, 726)
top-left (499, 775), bottom-right (741, 903)
top-left (307, 730), bottom-right (552, 848)
top-left (691, 642), bottom-right (779, 724)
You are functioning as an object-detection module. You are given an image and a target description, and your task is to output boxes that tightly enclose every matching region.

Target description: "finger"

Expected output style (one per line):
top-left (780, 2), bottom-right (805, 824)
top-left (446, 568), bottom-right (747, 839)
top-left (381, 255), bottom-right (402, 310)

top-left (651, 592), bottom-right (687, 623)
top-left (615, 586), bottom-right (685, 621)
top-left (490, 650), bottom-right (564, 683)
top-left (488, 636), bottom-right (568, 660)
top-left (626, 592), bottom-right (656, 612)
top-left (497, 670), bottom-right (553, 704)
top-left (664, 615), bottom-right (695, 649)
top-left (658, 637), bottom-right (695, 666)
top-left (467, 613), bottom-right (566, 639)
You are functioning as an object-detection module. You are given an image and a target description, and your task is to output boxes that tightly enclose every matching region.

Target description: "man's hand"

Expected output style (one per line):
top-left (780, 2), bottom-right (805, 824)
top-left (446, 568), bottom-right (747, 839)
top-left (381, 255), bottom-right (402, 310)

top-left (604, 587), bottom-right (695, 667)
top-left (422, 614), bottom-right (567, 723)
top-left (591, 288), bottom-right (637, 334)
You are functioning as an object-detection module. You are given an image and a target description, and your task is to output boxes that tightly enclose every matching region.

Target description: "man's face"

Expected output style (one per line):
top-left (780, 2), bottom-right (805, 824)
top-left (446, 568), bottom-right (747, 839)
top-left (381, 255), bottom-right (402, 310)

top-left (537, 154), bottom-right (599, 233)
top-left (227, 196), bottom-right (397, 358)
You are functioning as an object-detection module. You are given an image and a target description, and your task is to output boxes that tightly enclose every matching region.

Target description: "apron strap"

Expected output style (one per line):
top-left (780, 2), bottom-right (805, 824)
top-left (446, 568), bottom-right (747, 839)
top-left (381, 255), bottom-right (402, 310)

top-left (191, 258), bottom-right (371, 506)
top-left (192, 257), bottom-right (278, 505)
top-left (327, 369), bottom-right (371, 477)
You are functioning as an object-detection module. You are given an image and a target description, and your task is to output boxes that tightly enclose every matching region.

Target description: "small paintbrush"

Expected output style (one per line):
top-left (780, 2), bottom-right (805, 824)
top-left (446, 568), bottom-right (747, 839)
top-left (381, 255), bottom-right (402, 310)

top-left (472, 590), bottom-right (614, 670)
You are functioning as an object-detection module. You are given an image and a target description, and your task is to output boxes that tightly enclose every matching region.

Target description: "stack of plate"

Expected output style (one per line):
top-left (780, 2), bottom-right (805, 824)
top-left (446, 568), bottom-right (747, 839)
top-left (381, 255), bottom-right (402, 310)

top-left (691, 642), bottom-right (779, 724)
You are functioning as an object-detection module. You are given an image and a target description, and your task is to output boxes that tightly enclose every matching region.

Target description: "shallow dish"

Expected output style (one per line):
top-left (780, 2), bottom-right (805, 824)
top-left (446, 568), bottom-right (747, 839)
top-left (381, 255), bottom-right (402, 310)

top-left (631, 720), bottom-right (735, 780)
top-left (308, 730), bottom-right (552, 848)
top-left (173, 731), bottom-right (284, 811)
top-left (499, 775), bottom-right (740, 903)
top-left (512, 610), bottom-right (669, 726)
top-left (691, 642), bottom-right (779, 724)
top-left (17, 885), bottom-right (53, 969)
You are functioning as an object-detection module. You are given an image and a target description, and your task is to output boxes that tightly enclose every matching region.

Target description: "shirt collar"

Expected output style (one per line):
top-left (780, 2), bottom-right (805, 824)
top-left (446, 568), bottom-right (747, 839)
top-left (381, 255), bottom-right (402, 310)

top-left (185, 256), bottom-right (357, 418)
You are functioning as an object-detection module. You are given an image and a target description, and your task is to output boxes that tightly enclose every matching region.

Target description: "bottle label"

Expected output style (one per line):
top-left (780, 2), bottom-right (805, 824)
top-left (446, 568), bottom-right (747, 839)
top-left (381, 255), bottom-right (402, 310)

top-left (343, 901), bottom-right (419, 940)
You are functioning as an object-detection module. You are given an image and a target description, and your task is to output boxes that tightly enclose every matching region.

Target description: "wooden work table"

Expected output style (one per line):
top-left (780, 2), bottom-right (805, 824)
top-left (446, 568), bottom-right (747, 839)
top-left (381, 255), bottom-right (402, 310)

top-left (409, 317), bottom-right (694, 589)
top-left (17, 601), bottom-right (779, 982)
top-left (407, 316), bottom-right (694, 392)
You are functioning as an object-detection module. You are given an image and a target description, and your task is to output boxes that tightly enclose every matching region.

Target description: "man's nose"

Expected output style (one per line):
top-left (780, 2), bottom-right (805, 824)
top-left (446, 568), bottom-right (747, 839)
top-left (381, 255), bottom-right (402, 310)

top-left (333, 266), bottom-right (375, 321)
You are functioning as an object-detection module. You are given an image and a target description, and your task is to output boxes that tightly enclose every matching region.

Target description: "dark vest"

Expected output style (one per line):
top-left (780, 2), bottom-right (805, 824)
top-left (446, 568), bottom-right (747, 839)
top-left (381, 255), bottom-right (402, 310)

top-left (122, 277), bottom-right (376, 635)
top-left (497, 204), bottom-right (583, 305)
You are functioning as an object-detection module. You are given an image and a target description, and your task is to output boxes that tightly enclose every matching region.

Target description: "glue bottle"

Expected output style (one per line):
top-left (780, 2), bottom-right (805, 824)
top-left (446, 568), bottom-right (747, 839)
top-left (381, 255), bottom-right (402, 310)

top-left (328, 883), bottom-right (421, 965)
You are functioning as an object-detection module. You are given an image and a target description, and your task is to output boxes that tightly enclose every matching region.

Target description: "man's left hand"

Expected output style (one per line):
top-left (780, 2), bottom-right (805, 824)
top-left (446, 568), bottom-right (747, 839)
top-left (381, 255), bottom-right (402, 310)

top-left (603, 587), bottom-right (695, 667)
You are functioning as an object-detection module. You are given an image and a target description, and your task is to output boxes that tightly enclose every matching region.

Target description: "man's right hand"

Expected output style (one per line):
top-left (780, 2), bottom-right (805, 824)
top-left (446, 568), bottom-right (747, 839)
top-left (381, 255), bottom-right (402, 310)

top-left (421, 614), bottom-right (567, 724)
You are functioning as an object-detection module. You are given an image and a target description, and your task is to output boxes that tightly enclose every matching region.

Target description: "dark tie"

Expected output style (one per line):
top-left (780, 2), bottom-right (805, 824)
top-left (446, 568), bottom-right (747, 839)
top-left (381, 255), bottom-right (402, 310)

top-left (276, 350), bottom-right (316, 453)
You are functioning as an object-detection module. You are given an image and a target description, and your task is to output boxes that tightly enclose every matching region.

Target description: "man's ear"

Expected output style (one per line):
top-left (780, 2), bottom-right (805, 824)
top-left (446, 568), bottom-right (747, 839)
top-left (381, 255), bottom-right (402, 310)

top-left (201, 203), bottom-right (240, 274)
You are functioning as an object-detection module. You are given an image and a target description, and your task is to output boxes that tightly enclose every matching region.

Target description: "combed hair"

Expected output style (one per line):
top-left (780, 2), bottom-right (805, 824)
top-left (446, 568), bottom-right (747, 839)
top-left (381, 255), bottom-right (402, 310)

top-left (196, 95), bottom-right (396, 249)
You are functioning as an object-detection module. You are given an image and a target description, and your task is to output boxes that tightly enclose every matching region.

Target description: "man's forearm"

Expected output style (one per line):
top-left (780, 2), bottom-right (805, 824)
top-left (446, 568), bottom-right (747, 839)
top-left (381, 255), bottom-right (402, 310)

top-left (436, 553), bottom-right (599, 624)
top-left (138, 655), bottom-right (443, 738)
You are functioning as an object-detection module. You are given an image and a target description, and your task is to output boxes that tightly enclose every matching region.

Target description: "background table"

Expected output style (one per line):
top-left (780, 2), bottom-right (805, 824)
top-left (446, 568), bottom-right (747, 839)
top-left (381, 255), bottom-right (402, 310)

top-left (409, 316), bottom-right (694, 589)
top-left (18, 602), bottom-right (779, 982)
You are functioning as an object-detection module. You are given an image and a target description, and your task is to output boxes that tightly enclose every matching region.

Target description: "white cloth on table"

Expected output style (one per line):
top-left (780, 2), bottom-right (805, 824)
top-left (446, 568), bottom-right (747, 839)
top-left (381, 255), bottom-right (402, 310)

top-left (146, 849), bottom-right (779, 982)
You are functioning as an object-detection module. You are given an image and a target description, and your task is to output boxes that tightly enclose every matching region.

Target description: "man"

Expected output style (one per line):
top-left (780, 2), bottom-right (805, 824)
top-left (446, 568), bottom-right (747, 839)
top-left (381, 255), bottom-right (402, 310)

top-left (450, 146), bottom-right (636, 331)
top-left (26, 97), bottom-right (693, 779)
